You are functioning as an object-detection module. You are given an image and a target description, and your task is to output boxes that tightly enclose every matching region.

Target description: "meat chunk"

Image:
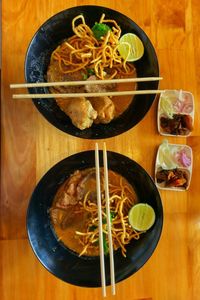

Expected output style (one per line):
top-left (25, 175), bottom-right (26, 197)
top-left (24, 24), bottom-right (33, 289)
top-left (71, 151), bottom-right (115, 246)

top-left (60, 206), bottom-right (76, 229)
top-left (47, 59), bottom-right (117, 128)
top-left (47, 59), bottom-right (98, 130)
top-left (55, 192), bottom-right (77, 209)
top-left (55, 97), bottom-right (97, 130)
top-left (50, 207), bottom-right (78, 229)
top-left (85, 75), bottom-right (117, 93)
top-left (76, 169), bottom-right (105, 202)
top-left (89, 96), bottom-right (115, 124)
top-left (54, 171), bottom-right (82, 209)
top-left (47, 60), bottom-right (85, 94)
top-left (76, 170), bottom-right (97, 201)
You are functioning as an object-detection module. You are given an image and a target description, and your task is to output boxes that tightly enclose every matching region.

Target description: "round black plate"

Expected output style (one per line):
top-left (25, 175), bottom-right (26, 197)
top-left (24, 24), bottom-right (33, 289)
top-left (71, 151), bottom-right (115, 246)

top-left (25, 5), bottom-right (159, 139)
top-left (27, 151), bottom-right (163, 287)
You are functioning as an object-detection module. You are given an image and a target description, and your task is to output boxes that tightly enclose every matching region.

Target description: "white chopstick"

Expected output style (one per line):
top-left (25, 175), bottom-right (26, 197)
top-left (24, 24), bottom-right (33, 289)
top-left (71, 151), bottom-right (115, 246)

top-left (12, 89), bottom-right (165, 99)
top-left (10, 77), bottom-right (163, 89)
top-left (103, 142), bottom-right (116, 296)
top-left (95, 143), bottom-right (106, 297)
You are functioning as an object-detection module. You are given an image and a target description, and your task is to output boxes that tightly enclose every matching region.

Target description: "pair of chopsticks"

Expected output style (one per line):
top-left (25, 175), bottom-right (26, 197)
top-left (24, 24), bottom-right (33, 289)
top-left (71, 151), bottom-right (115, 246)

top-left (95, 142), bottom-right (115, 297)
top-left (10, 77), bottom-right (164, 99)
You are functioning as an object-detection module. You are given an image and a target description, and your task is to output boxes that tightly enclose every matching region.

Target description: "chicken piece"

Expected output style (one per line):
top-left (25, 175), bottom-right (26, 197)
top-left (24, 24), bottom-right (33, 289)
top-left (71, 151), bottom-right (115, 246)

top-left (56, 97), bottom-right (97, 130)
top-left (47, 59), bottom-right (98, 130)
top-left (88, 96), bottom-right (115, 124)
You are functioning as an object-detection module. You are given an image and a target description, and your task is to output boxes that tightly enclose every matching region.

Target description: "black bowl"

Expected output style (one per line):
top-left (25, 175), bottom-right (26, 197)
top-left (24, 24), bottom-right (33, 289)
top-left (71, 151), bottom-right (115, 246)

top-left (27, 150), bottom-right (163, 287)
top-left (25, 5), bottom-right (159, 139)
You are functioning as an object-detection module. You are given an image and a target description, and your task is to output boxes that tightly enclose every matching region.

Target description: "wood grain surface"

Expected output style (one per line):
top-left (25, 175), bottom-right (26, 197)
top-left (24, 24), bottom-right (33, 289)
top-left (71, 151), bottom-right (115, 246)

top-left (1, 0), bottom-right (200, 299)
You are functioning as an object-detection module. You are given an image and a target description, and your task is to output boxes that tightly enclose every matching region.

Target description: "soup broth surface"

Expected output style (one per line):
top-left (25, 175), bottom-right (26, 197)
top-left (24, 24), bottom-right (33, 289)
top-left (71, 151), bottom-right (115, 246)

top-left (50, 168), bottom-right (137, 256)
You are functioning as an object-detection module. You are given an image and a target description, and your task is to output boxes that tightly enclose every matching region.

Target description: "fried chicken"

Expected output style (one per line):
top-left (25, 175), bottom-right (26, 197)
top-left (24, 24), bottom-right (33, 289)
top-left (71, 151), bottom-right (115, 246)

top-left (56, 97), bottom-right (97, 130)
top-left (88, 96), bottom-right (115, 124)
top-left (47, 59), bottom-right (116, 129)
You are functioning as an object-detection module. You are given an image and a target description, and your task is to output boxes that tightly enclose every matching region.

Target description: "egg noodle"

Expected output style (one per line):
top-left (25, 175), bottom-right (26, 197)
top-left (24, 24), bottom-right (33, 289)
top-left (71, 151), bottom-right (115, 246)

top-left (75, 170), bottom-right (144, 257)
top-left (51, 14), bottom-right (135, 79)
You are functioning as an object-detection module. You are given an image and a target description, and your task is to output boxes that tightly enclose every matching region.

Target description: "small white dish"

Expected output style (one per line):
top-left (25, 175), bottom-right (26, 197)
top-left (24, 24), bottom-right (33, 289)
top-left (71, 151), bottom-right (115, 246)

top-left (155, 140), bottom-right (193, 191)
top-left (157, 90), bottom-right (194, 137)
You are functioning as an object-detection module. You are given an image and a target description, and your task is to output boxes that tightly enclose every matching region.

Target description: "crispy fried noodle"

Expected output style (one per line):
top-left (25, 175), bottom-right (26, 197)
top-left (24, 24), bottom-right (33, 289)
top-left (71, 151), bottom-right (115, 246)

top-left (75, 170), bottom-right (143, 257)
top-left (51, 14), bottom-right (135, 79)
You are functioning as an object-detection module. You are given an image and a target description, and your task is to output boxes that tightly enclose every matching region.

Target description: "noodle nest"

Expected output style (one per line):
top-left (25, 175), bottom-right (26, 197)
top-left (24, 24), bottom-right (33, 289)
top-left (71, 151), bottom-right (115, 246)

top-left (76, 170), bottom-right (144, 257)
top-left (51, 14), bottom-right (135, 80)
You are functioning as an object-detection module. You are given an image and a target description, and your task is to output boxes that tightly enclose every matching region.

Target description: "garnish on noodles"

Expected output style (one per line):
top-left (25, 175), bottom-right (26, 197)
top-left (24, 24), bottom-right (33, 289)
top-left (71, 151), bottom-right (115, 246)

top-left (50, 168), bottom-right (145, 258)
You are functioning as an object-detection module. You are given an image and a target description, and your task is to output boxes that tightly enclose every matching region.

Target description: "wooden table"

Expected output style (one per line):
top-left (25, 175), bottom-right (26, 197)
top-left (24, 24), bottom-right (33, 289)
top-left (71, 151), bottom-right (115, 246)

top-left (1, 1), bottom-right (200, 299)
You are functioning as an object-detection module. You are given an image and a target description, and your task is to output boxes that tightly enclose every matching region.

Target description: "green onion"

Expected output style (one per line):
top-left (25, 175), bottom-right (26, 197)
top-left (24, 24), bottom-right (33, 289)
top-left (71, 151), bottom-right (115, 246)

top-left (81, 72), bottom-right (88, 80)
top-left (103, 232), bottom-right (109, 255)
top-left (87, 68), bottom-right (95, 76)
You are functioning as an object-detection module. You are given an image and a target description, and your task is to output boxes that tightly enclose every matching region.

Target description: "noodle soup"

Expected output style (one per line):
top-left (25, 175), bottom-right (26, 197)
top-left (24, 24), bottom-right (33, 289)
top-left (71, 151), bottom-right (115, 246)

top-left (50, 168), bottom-right (141, 257)
top-left (25, 5), bottom-right (159, 139)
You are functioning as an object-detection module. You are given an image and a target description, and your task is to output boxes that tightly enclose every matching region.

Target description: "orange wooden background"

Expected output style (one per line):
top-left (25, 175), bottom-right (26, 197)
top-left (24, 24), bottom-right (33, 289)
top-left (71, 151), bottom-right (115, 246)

top-left (1, 0), bottom-right (200, 299)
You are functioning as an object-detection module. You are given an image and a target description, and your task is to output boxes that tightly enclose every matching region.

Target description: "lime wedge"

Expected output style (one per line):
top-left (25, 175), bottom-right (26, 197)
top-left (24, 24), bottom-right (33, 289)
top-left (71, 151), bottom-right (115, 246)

top-left (128, 203), bottom-right (155, 231)
top-left (118, 33), bottom-right (144, 62)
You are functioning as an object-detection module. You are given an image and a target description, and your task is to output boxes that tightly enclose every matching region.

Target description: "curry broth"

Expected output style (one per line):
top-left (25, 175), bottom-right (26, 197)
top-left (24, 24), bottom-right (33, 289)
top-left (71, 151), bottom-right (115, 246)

top-left (50, 168), bottom-right (137, 256)
top-left (112, 80), bottom-right (137, 117)
top-left (53, 210), bottom-right (90, 255)
top-left (54, 80), bottom-right (136, 121)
